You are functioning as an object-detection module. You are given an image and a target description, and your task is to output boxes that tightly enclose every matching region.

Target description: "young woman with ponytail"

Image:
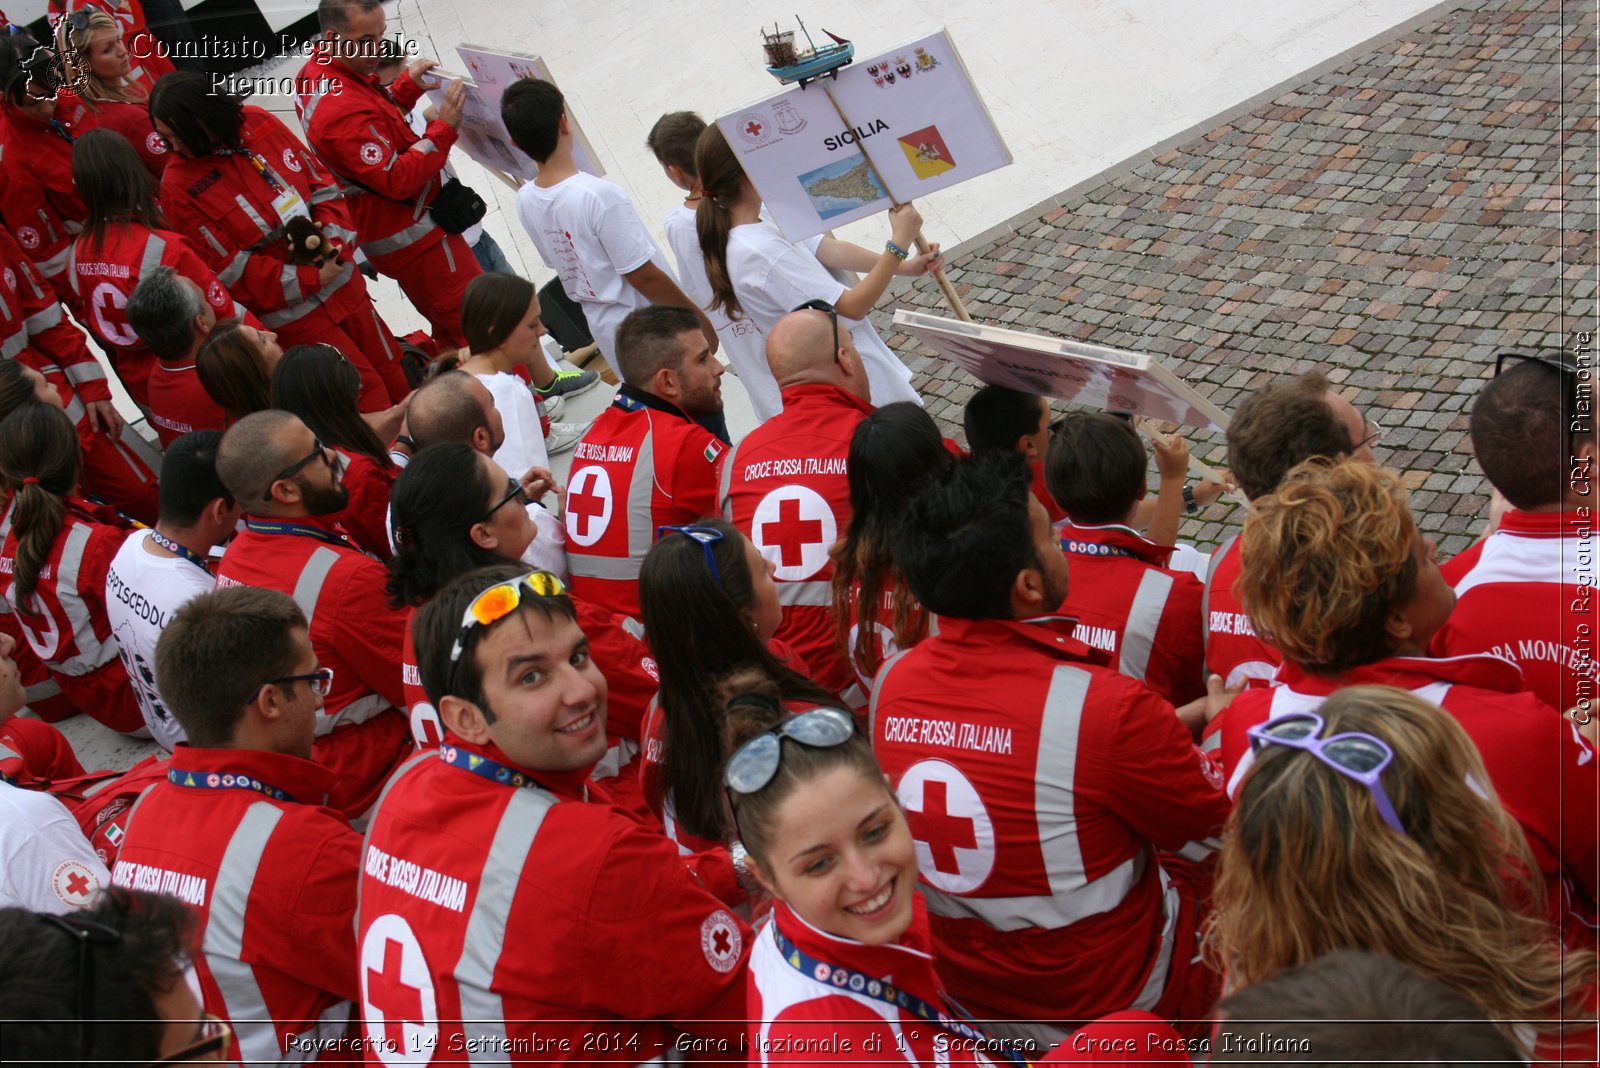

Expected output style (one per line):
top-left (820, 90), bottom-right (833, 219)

top-left (0, 403), bottom-right (142, 733)
top-left (693, 124), bottom-right (939, 411)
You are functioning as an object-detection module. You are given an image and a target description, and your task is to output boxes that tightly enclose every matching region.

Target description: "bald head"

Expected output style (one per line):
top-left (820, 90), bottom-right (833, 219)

top-left (217, 409), bottom-right (305, 503)
top-left (407, 371), bottom-right (502, 453)
top-left (765, 308), bottom-right (870, 401)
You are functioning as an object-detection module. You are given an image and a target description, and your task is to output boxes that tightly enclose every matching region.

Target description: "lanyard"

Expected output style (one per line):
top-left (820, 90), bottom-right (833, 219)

top-left (217, 147), bottom-right (284, 195)
top-left (168, 766), bottom-right (295, 803)
top-left (243, 517), bottom-right (352, 549)
top-left (771, 915), bottom-right (1028, 1067)
top-left (48, 119), bottom-right (74, 146)
top-left (1059, 538), bottom-right (1137, 560)
top-left (149, 529), bottom-right (211, 575)
top-left (438, 744), bottom-right (548, 792)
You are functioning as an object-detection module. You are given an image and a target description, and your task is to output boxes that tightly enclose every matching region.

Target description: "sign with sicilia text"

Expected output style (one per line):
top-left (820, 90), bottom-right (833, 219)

top-left (717, 29), bottom-right (1010, 241)
top-left (893, 310), bottom-right (1231, 431)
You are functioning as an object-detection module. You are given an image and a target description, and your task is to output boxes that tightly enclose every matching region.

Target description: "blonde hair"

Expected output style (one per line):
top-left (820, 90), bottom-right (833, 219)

top-left (1205, 686), bottom-right (1597, 1053)
top-left (56, 11), bottom-right (143, 106)
top-left (1235, 456), bottom-right (1417, 674)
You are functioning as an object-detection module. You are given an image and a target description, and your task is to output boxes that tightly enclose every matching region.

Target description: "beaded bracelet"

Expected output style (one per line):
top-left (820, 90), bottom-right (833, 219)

top-left (884, 240), bottom-right (909, 261)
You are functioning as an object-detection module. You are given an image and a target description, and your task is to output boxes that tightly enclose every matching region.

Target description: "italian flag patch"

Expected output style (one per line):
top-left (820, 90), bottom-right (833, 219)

top-left (704, 442), bottom-right (722, 462)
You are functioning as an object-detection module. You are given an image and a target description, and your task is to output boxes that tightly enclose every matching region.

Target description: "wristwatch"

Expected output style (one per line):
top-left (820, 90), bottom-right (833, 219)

top-left (1182, 484), bottom-right (1199, 514)
top-left (729, 840), bottom-right (761, 895)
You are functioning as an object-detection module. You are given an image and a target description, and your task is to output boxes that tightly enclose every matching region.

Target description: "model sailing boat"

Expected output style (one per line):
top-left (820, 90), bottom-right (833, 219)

top-left (762, 17), bottom-right (853, 86)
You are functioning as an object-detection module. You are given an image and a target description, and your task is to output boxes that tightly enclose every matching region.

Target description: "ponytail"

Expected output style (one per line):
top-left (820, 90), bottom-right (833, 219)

top-left (0, 405), bottom-right (81, 606)
top-left (692, 125), bottom-right (745, 320)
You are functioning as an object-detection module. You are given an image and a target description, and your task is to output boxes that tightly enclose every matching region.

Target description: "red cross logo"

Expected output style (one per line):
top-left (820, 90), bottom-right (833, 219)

top-left (905, 779), bottom-right (976, 874)
top-left (896, 760), bottom-right (996, 894)
top-left (752, 486), bottom-right (837, 581)
top-left (700, 909), bottom-right (742, 973)
top-left (51, 860), bottom-right (98, 906)
top-left (745, 120), bottom-right (764, 138)
top-left (360, 914), bottom-right (437, 1065)
top-left (65, 870), bottom-right (90, 896)
top-left (366, 938), bottom-right (420, 1052)
top-left (564, 466), bottom-right (614, 547)
top-left (760, 496), bottom-right (824, 568)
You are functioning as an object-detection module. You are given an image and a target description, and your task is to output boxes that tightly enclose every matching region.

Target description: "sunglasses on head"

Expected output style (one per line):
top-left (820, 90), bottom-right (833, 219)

top-left (655, 524), bottom-right (725, 584)
top-left (1247, 711), bottom-right (1407, 836)
top-left (724, 705), bottom-right (857, 794)
top-left (446, 571), bottom-right (566, 694)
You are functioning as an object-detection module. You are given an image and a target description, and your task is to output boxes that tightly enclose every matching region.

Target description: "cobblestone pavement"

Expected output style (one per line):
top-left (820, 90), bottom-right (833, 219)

top-left (873, 0), bottom-right (1595, 556)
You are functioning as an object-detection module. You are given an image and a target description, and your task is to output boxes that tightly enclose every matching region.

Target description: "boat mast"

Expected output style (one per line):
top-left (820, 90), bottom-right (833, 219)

top-left (795, 14), bottom-right (819, 53)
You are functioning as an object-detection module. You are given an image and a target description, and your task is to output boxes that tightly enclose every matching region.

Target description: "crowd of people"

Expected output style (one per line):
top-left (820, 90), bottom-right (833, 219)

top-left (0, 0), bottom-right (1593, 1064)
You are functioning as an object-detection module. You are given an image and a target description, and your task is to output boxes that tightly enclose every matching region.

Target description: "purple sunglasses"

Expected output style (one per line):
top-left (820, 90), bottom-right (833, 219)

top-left (1247, 711), bottom-right (1407, 836)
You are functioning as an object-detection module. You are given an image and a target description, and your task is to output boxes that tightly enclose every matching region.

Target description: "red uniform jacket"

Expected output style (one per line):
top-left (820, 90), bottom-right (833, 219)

top-left (871, 615), bottom-right (1230, 1023)
top-left (1432, 509), bottom-right (1599, 712)
top-left (721, 383), bottom-right (868, 699)
top-left (294, 46), bottom-right (457, 270)
top-left (0, 498), bottom-right (141, 733)
top-left (49, 0), bottom-right (176, 95)
top-left (159, 106), bottom-right (376, 333)
top-left (0, 224), bottom-right (109, 404)
top-left (1057, 522), bottom-right (1206, 705)
top-left (112, 747), bottom-right (360, 1062)
top-left (69, 224), bottom-right (253, 405)
top-left (748, 899), bottom-right (1013, 1066)
top-left (146, 358), bottom-right (227, 446)
top-left (1209, 653), bottom-right (1599, 946)
top-left (1032, 459), bottom-right (1068, 526)
top-left (0, 104), bottom-right (88, 307)
top-left (58, 93), bottom-right (168, 175)
top-left (1201, 535), bottom-right (1281, 688)
top-left (334, 450), bottom-right (398, 562)
top-left (356, 738), bottom-right (750, 1061)
top-left (566, 389), bottom-right (727, 619)
top-left (216, 517), bottom-right (412, 817)
top-left (0, 713), bottom-right (86, 784)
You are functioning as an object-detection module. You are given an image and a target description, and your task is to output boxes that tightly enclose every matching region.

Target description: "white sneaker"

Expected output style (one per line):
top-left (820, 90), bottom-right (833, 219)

top-left (538, 393), bottom-right (565, 421)
top-left (544, 420), bottom-right (590, 455)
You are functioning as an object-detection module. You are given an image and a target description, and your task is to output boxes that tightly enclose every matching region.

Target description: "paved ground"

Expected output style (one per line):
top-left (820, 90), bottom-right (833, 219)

top-left (874, 0), bottom-right (1595, 556)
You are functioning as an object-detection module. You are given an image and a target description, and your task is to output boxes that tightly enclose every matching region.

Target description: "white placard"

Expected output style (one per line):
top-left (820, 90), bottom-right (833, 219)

top-left (424, 76), bottom-right (536, 182)
top-left (717, 29), bottom-right (1010, 241)
top-left (893, 310), bottom-right (1230, 431)
top-left (453, 45), bottom-right (605, 179)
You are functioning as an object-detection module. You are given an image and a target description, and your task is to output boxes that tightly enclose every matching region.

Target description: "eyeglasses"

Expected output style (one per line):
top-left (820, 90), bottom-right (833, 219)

top-left (446, 571), bottom-right (566, 692)
top-left (1356, 414), bottom-right (1385, 450)
top-left (725, 706), bottom-right (856, 794)
top-left (1495, 351), bottom-right (1584, 440)
top-left (484, 477), bottom-right (529, 521)
top-left (655, 524), bottom-right (725, 584)
top-left (66, 9), bottom-right (95, 32)
top-left (250, 667), bottom-right (334, 704)
top-left (262, 439), bottom-right (331, 502)
top-left (1246, 712), bottom-right (1407, 836)
top-left (145, 1014), bottom-right (234, 1065)
top-left (38, 912), bottom-right (122, 1064)
top-left (792, 299), bottom-right (841, 361)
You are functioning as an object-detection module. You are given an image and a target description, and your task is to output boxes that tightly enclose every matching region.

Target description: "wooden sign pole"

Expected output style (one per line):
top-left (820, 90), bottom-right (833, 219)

top-left (818, 84), bottom-right (973, 323)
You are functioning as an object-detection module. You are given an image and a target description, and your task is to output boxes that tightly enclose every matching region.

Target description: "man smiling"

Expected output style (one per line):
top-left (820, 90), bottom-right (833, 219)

top-left (356, 564), bottom-right (749, 1060)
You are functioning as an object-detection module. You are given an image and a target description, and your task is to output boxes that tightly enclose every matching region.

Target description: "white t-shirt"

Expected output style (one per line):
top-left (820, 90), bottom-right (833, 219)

top-left (476, 371), bottom-right (552, 478)
top-left (516, 172), bottom-right (673, 362)
top-left (725, 222), bottom-right (920, 406)
top-left (105, 530), bottom-right (216, 750)
top-left (0, 781), bottom-right (108, 912)
top-left (662, 204), bottom-right (781, 421)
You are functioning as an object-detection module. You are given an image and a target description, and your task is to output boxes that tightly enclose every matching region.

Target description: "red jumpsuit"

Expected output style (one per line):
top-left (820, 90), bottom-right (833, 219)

top-left (871, 615), bottom-right (1230, 1024)
top-left (566, 389), bottom-right (727, 619)
top-left (1055, 522), bottom-right (1206, 706)
top-left (1431, 508), bottom-right (1599, 712)
top-left (68, 223), bottom-right (253, 406)
top-left (111, 746), bottom-right (361, 1062)
top-left (56, 91), bottom-right (168, 175)
top-left (720, 383), bottom-right (869, 700)
top-left (356, 738), bottom-right (749, 1061)
top-left (294, 45), bottom-right (480, 350)
top-left (332, 449), bottom-right (398, 561)
top-left (1208, 653), bottom-right (1599, 947)
top-left (0, 497), bottom-right (142, 733)
top-left (0, 102), bottom-right (88, 310)
top-left (145, 357), bottom-right (226, 446)
top-left (1200, 534), bottom-right (1281, 689)
top-left (0, 224), bottom-right (158, 522)
top-left (215, 516), bottom-right (413, 818)
top-left (160, 106), bottom-right (408, 408)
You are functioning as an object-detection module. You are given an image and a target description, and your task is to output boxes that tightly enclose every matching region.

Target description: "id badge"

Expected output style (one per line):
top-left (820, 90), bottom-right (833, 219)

top-left (272, 188), bottom-right (310, 224)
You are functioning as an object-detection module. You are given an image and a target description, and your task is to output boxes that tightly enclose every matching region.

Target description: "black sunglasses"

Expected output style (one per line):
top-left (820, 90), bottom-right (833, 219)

top-left (38, 912), bottom-right (122, 1064)
top-left (262, 438), bottom-right (330, 502)
top-left (484, 477), bottom-right (529, 521)
top-left (1495, 350), bottom-right (1586, 437)
top-left (792, 299), bottom-right (842, 361)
